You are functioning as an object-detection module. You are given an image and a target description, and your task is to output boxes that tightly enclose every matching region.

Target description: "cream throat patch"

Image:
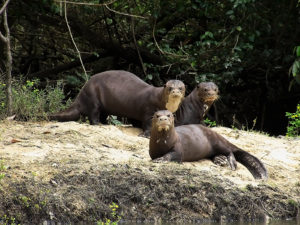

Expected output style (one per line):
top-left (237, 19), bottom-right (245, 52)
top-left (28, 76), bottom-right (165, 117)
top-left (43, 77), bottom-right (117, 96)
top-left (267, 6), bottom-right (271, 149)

top-left (157, 125), bottom-right (170, 132)
top-left (165, 96), bottom-right (182, 113)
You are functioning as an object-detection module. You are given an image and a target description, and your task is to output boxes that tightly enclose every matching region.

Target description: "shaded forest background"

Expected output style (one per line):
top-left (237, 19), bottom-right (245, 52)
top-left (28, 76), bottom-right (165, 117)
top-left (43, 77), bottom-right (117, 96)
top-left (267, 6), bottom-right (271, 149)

top-left (0, 0), bottom-right (299, 135)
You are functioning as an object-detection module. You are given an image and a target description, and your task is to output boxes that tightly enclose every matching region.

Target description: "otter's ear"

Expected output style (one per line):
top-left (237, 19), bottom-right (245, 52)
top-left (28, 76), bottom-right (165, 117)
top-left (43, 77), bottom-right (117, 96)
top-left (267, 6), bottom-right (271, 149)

top-left (197, 84), bottom-right (200, 89)
top-left (163, 84), bottom-right (167, 88)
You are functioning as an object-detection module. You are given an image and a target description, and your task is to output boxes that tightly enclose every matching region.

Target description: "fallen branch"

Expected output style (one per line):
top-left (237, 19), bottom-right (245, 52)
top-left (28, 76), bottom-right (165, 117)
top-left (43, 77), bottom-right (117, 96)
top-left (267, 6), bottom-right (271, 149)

top-left (54, 0), bottom-right (115, 7)
top-left (28, 52), bottom-right (108, 78)
top-left (104, 4), bottom-right (146, 19)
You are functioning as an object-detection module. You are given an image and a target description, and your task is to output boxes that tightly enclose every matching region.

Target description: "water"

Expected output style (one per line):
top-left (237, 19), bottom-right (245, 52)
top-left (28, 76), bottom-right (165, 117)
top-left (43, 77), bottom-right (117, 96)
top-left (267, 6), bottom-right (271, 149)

top-left (119, 219), bottom-right (299, 225)
top-left (41, 218), bottom-right (300, 225)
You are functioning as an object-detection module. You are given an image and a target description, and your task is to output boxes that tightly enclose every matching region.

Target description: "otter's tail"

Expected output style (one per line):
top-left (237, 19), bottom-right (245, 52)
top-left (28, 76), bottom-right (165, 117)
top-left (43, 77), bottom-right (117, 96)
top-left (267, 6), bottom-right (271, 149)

top-left (234, 149), bottom-right (268, 180)
top-left (48, 103), bottom-right (81, 122)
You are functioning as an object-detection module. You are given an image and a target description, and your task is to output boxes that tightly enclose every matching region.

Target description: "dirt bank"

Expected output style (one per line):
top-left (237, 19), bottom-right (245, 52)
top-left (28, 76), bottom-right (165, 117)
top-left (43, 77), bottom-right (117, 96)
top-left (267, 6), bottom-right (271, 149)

top-left (0, 121), bottom-right (299, 224)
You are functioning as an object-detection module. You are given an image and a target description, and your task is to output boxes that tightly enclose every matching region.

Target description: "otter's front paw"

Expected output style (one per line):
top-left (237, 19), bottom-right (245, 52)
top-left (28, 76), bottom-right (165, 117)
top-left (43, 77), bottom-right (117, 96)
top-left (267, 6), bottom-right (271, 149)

top-left (213, 155), bottom-right (229, 167)
top-left (138, 130), bottom-right (150, 138)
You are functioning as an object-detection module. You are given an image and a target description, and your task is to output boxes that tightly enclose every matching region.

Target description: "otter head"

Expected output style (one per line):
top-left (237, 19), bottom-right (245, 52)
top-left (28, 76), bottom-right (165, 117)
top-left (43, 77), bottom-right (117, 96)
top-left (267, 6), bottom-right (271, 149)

top-left (196, 82), bottom-right (219, 103)
top-left (152, 110), bottom-right (175, 132)
top-left (163, 80), bottom-right (185, 113)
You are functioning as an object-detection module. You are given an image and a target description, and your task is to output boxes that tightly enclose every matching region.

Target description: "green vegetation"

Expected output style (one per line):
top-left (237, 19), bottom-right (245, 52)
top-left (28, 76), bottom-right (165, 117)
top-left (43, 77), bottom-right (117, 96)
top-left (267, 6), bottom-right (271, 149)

top-left (0, 79), bottom-right (68, 121)
top-left (19, 196), bottom-right (31, 208)
top-left (290, 46), bottom-right (300, 86)
top-left (0, 215), bottom-right (20, 225)
top-left (287, 199), bottom-right (298, 207)
top-left (0, 160), bottom-right (7, 182)
top-left (97, 202), bottom-right (121, 225)
top-left (0, 160), bottom-right (6, 171)
top-left (107, 116), bottom-right (123, 126)
top-left (204, 118), bottom-right (216, 127)
top-left (286, 104), bottom-right (300, 136)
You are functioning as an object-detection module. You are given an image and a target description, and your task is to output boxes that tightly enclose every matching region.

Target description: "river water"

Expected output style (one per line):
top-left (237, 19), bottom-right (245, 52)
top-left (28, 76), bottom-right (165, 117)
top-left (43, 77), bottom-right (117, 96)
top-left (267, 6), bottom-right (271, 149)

top-left (120, 219), bottom-right (299, 225)
top-left (40, 218), bottom-right (300, 225)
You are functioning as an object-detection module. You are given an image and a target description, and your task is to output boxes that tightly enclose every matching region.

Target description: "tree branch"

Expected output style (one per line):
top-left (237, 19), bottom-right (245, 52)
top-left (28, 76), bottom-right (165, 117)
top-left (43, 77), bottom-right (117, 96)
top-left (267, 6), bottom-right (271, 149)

top-left (131, 18), bottom-right (146, 76)
top-left (28, 52), bottom-right (109, 78)
top-left (0, 31), bottom-right (6, 42)
top-left (0, 0), bottom-right (10, 15)
top-left (18, 0), bottom-right (163, 69)
top-left (2, 7), bottom-right (13, 115)
top-left (54, 0), bottom-right (115, 7)
top-left (28, 12), bottom-right (162, 65)
top-left (64, 0), bottom-right (88, 81)
top-left (104, 4), bottom-right (146, 19)
top-left (65, 13), bottom-right (163, 65)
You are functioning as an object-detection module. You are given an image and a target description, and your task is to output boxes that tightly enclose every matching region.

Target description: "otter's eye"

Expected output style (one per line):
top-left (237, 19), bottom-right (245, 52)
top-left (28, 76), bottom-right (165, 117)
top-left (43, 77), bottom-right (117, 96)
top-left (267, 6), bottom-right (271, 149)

top-left (179, 87), bottom-right (182, 91)
top-left (168, 87), bottom-right (172, 91)
top-left (156, 115), bottom-right (160, 118)
top-left (167, 114), bottom-right (171, 117)
top-left (204, 88), bottom-right (208, 91)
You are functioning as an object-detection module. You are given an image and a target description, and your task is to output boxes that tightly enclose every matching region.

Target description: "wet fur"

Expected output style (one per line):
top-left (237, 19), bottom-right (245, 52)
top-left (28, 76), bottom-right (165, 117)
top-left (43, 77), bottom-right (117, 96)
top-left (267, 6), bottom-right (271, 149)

top-left (49, 70), bottom-right (185, 134)
top-left (150, 110), bottom-right (268, 180)
top-left (175, 82), bottom-right (219, 126)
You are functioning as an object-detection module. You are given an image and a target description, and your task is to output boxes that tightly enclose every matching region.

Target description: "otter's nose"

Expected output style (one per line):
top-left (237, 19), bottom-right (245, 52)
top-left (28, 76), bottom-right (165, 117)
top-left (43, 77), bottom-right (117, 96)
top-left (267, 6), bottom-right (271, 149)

top-left (158, 116), bottom-right (169, 122)
top-left (207, 90), bottom-right (217, 96)
top-left (171, 89), bottom-right (181, 95)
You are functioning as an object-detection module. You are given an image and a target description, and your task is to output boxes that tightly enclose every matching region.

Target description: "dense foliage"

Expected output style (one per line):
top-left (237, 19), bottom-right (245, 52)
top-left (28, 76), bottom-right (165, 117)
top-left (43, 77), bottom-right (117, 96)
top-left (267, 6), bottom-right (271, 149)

top-left (0, 0), bottom-right (299, 135)
top-left (286, 104), bottom-right (300, 136)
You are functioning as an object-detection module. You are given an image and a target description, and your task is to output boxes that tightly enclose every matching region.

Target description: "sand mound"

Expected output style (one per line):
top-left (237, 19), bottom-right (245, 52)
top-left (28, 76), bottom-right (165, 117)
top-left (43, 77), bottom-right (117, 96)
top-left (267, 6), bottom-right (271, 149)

top-left (0, 121), bottom-right (299, 224)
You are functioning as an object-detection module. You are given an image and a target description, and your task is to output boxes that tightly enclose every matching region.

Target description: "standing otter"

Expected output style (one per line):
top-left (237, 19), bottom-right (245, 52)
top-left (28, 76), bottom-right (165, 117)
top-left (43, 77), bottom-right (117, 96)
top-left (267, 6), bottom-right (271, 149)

top-left (175, 82), bottom-right (219, 126)
top-left (149, 110), bottom-right (268, 180)
top-left (49, 70), bottom-right (185, 134)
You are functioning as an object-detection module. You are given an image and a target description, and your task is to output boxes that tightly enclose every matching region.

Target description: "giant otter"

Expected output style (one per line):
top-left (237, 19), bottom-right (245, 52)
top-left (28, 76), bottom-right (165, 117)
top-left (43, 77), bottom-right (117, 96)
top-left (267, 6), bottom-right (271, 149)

top-left (49, 70), bottom-right (185, 134)
top-left (149, 110), bottom-right (268, 180)
top-left (175, 82), bottom-right (219, 126)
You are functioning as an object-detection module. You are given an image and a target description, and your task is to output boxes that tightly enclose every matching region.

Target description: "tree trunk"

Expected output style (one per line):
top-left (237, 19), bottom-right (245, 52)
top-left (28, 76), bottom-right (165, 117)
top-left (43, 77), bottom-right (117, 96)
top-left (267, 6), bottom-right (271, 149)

top-left (0, 2), bottom-right (13, 116)
top-left (4, 9), bottom-right (12, 115)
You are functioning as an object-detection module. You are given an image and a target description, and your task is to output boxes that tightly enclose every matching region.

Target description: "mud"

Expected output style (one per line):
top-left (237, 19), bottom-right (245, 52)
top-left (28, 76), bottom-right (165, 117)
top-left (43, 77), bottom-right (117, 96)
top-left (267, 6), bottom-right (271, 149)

top-left (0, 121), bottom-right (299, 224)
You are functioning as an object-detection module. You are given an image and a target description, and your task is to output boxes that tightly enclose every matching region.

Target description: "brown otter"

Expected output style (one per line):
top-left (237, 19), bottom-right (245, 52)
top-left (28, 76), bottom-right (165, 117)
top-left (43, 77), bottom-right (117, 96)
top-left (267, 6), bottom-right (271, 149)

top-left (175, 82), bottom-right (219, 126)
top-left (149, 110), bottom-right (268, 180)
top-left (49, 70), bottom-right (185, 134)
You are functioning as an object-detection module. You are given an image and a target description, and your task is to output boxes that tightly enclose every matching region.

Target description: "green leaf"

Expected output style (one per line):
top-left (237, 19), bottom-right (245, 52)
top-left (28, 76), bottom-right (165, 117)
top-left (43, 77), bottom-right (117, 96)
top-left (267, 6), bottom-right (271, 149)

top-left (201, 31), bottom-right (214, 40)
top-left (226, 10), bottom-right (234, 15)
top-left (292, 60), bottom-right (300, 77)
top-left (206, 31), bottom-right (213, 38)
top-left (192, 4), bottom-right (198, 9)
top-left (147, 74), bottom-right (153, 80)
top-left (93, 52), bottom-right (99, 57)
top-left (296, 46), bottom-right (300, 57)
top-left (248, 34), bottom-right (255, 42)
top-left (191, 61), bottom-right (197, 68)
top-left (236, 26), bottom-right (242, 31)
top-left (106, 18), bottom-right (113, 25)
